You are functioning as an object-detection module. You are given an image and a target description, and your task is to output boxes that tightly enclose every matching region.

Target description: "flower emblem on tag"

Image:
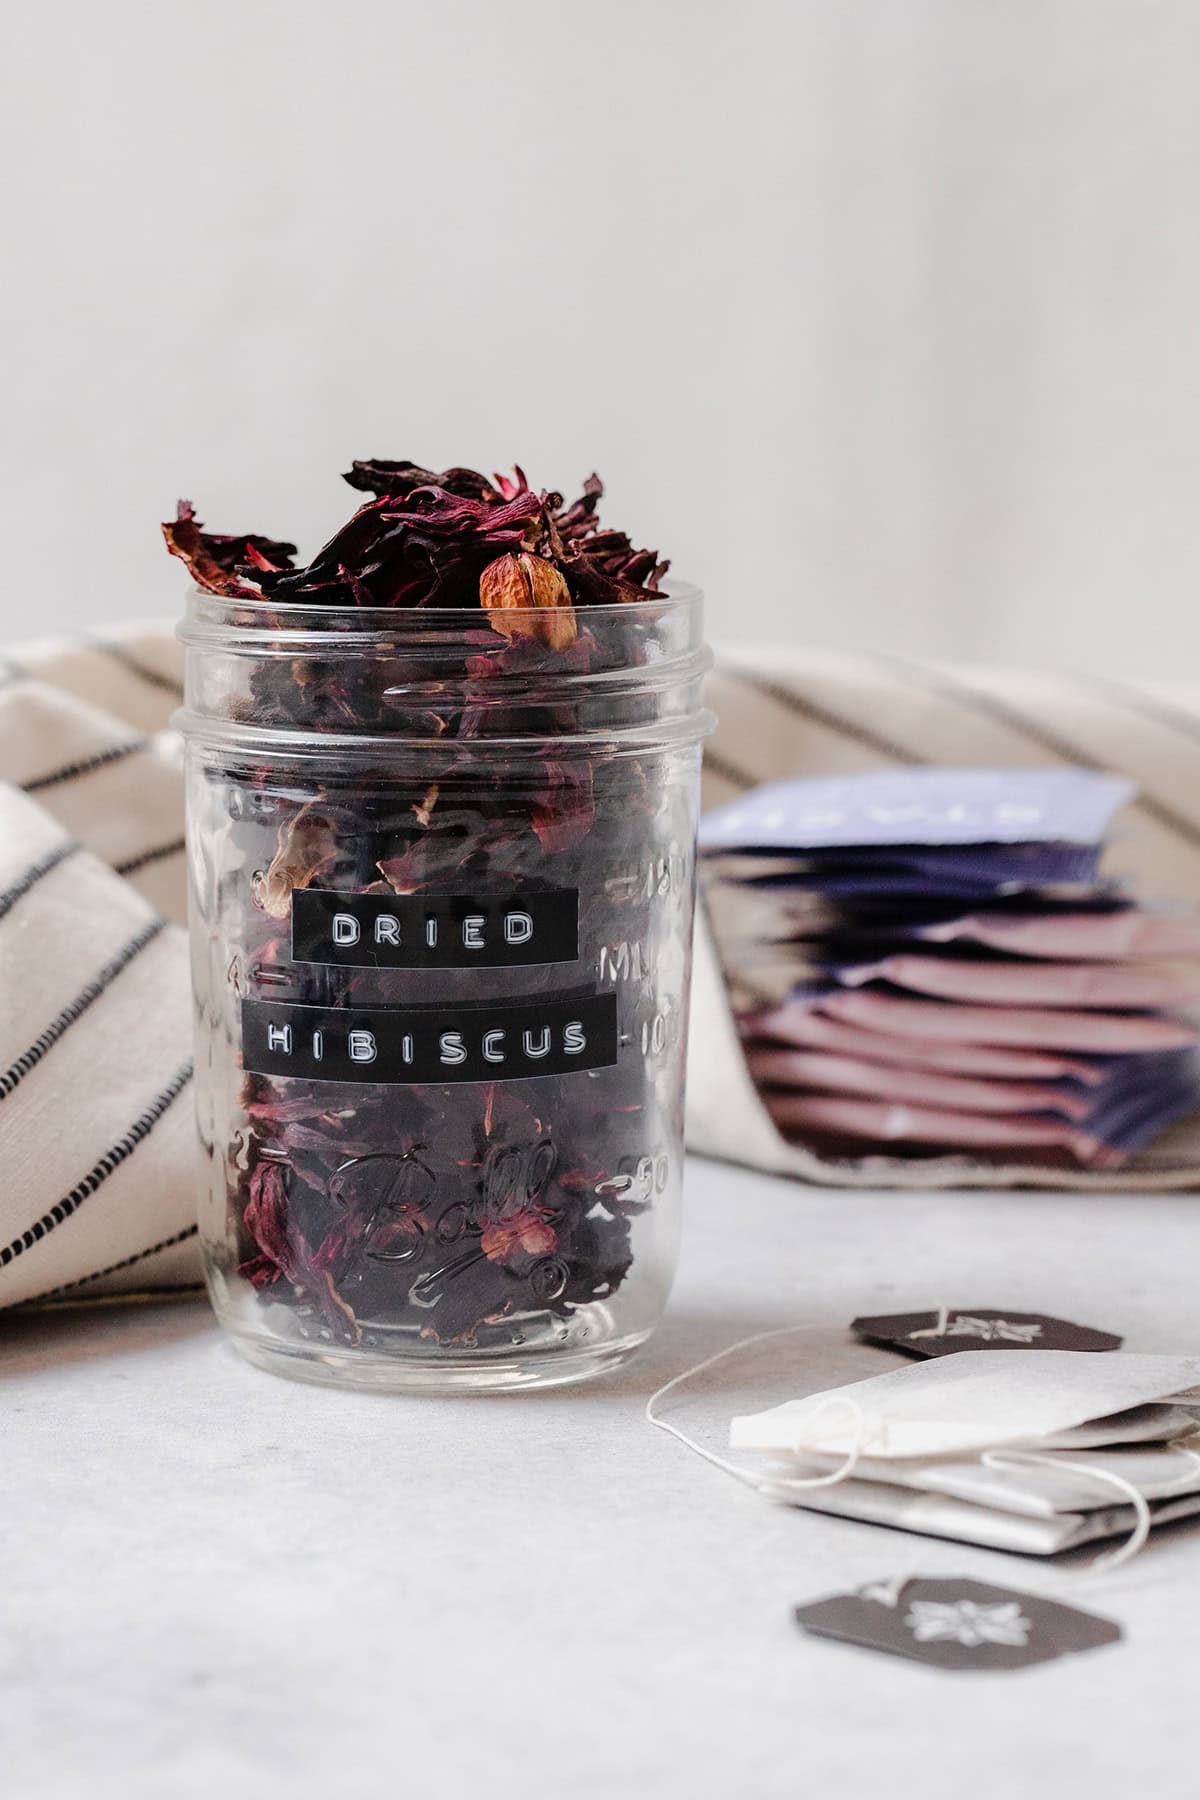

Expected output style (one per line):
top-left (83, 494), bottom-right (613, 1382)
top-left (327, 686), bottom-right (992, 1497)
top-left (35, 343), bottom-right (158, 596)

top-left (794, 1577), bottom-right (1122, 1671)
top-left (912, 1314), bottom-right (1043, 1344)
top-left (904, 1599), bottom-right (1032, 1649)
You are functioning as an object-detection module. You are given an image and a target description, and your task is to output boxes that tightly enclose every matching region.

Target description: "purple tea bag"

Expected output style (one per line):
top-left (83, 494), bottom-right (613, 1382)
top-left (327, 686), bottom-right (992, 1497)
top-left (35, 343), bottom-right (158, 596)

top-left (761, 1091), bottom-right (1097, 1158)
top-left (747, 1042), bottom-right (1198, 1139)
top-left (1078, 1052), bottom-right (1200, 1160)
top-left (733, 841), bottom-right (1105, 897)
top-left (704, 881), bottom-right (1132, 957)
top-left (756, 1040), bottom-right (1200, 1164)
top-left (922, 908), bottom-right (1200, 962)
top-left (759, 1088), bottom-right (1181, 1165)
top-left (832, 953), bottom-right (1200, 1010)
top-left (741, 1045), bottom-right (1097, 1120)
top-left (739, 1003), bottom-right (1110, 1082)
top-left (815, 987), bottom-right (1199, 1053)
top-left (700, 767), bottom-right (1134, 853)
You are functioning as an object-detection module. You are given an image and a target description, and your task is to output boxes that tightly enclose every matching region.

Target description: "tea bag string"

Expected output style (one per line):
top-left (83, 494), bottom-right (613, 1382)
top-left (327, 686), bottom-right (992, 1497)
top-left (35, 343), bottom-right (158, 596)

top-left (980, 1444), bottom-right (1200, 1574)
top-left (907, 1304), bottom-right (951, 1340)
top-left (645, 1325), bottom-right (869, 1495)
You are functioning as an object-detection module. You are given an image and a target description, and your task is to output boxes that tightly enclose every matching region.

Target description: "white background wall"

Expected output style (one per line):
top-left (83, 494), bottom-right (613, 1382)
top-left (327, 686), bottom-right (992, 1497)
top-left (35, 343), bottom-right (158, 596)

top-left (3, 0), bottom-right (1199, 675)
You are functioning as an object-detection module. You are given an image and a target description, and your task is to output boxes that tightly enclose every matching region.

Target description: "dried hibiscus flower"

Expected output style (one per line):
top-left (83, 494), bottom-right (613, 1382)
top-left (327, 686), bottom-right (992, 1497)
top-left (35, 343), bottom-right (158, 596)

top-left (480, 551), bottom-right (577, 650)
top-left (163, 460), bottom-right (667, 627)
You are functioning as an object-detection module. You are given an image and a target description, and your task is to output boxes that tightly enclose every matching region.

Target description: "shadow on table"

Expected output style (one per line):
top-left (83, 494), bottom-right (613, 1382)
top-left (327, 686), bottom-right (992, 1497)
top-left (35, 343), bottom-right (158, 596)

top-left (0, 1293), bottom-right (867, 1398)
top-left (487, 1308), bottom-right (888, 1410)
top-left (0, 1292), bottom-right (214, 1382)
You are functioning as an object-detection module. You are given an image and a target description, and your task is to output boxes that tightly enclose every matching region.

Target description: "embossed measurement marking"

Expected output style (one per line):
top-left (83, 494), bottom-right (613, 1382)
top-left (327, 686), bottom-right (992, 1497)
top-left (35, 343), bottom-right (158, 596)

top-left (598, 940), bottom-right (648, 983)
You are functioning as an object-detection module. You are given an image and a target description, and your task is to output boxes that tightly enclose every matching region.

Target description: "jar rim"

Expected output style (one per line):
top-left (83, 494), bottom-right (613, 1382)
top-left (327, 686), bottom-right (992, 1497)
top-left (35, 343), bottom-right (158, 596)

top-left (177, 575), bottom-right (713, 755)
top-left (179, 576), bottom-right (703, 647)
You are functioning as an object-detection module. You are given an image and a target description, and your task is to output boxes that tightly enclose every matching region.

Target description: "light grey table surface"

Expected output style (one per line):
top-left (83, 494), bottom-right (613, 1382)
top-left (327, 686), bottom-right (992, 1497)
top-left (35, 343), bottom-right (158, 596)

top-left (2, 1156), bottom-right (1197, 1800)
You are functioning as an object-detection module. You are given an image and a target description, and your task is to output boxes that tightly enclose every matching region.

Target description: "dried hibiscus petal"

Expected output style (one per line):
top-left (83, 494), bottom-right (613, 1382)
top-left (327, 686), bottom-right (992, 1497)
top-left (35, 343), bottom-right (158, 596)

top-left (162, 500), bottom-right (296, 597)
top-left (412, 783), bottom-right (440, 827)
top-left (481, 1210), bottom-right (559, 1265)
top-left (533, 762), bottom-right (596, 854)
top-left (240, 1162), bottom-right (362, 1343)
top-left (254, 803), bottom-right (340, 919)
top-left (342, 461), bottom-right (495, 501)
top-left (241, 1161), bottom-right (293, 1286)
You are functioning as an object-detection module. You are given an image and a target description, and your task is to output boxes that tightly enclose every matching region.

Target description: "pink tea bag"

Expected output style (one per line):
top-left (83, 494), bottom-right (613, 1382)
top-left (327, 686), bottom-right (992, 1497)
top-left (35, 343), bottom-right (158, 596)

top-left (819, 987), bottom-right (1199, 1052)
top-left (739, 1003), bottom-right (1107, 1082)
top-left (742, 1045), bottom-right (1095, 1120)
top-left (762, 1092), bottom-right (1096, 1158)
top-left (923, 909), bottom-right (1200, 962)
top-left (837, 954), bottom-right (1200, 1010)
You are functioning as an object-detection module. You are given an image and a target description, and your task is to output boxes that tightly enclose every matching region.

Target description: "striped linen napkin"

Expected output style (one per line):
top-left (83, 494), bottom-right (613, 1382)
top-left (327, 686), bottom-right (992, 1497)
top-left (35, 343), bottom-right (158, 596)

top-left (0, 625), bottom-right (197, 1307)
top-left (689, 647), bottom-right (1200, 1189)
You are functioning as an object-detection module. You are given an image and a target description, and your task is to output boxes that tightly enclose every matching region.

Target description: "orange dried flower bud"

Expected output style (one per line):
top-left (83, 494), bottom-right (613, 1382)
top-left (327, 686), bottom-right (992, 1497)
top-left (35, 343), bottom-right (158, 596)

top-left (480, 552), bottom-right (577, 651)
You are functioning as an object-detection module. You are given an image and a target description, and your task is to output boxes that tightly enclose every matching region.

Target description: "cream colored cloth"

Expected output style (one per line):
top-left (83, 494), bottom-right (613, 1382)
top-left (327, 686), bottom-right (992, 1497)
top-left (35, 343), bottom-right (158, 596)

top-left (687, 646), bottom-right (1200, 1190)
top-left (0, 625), bottom-right (198, 1306)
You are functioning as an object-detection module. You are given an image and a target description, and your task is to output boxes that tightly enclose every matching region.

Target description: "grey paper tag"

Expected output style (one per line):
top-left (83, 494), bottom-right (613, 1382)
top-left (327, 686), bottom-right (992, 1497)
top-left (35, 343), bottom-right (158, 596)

top-left (794, 1576), bottom-right (1122, 1671)
top-left (852, 1308), bottom-right (1123, 1358)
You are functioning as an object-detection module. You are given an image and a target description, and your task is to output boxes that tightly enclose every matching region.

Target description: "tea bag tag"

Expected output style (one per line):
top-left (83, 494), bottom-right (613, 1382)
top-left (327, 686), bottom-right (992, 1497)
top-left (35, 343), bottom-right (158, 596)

top-left (793, 1576), bottom-right (1122, 1671)
top-left (852, 1307), bottom-right (1123, 1359)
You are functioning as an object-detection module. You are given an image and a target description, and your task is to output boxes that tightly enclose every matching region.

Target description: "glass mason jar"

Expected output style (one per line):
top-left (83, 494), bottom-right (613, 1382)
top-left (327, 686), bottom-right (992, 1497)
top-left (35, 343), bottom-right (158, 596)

top-left (179, 586), bottom-right (712, 1391)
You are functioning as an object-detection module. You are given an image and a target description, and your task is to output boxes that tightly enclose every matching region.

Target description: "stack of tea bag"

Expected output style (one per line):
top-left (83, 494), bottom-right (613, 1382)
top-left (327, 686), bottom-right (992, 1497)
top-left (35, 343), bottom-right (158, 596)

top-left (699, 769), bottom-right (1200, 1168)
top-left (729, 1350), bottom-right (1200, 1555)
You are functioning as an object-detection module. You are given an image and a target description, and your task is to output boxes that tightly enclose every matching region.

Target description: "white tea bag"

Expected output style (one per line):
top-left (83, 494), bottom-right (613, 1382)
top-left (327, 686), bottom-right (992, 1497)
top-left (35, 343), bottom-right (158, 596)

top-left (845, 1443), bottom-right (1200, 1520)
top-left (769, 1472), bottom-right (1200, 1556)
top-left (729, 1351), bottom-right (1200, 1462)
top-left (1039, 1403), bottom-right (1199, 1450)
top-left (648, 1330), bottom-right (1200, 1559)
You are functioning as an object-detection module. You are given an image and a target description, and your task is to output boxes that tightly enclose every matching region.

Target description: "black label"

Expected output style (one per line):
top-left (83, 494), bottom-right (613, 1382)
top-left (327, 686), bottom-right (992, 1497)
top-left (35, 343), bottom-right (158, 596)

top-left (291, 888), bottom-right (579, 969)
top-left (851, 1309), bottom-right (1123, 1358)
top-left (241, 993), bottom-right (618, 1085)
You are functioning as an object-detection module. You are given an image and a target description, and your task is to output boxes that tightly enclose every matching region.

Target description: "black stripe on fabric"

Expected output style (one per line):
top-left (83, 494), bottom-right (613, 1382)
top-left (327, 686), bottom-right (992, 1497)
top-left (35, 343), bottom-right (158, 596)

top-left (0, 1061), bottom-right (194, 1270)
top-left (85, 634), bottom-right (185, 701)
top-left (115, 838), bottom-right (186, 877)
top-left (24, 1222), bottom-right (200, 1303)
top-left (719, 665), bottom-right (925, 766)
top-left (0, 840), bottom-right (79, 921)
top-left (23, 735), bottom-right (151, 794)
top-left (879, 656), bottom-right (1200, 855)
top-left (0, 917), bottom-right (168, 1103)
top-left (702, 747), bottom-right (758, 790)
top-left (30, 1282), bottom-right (206, 1310)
